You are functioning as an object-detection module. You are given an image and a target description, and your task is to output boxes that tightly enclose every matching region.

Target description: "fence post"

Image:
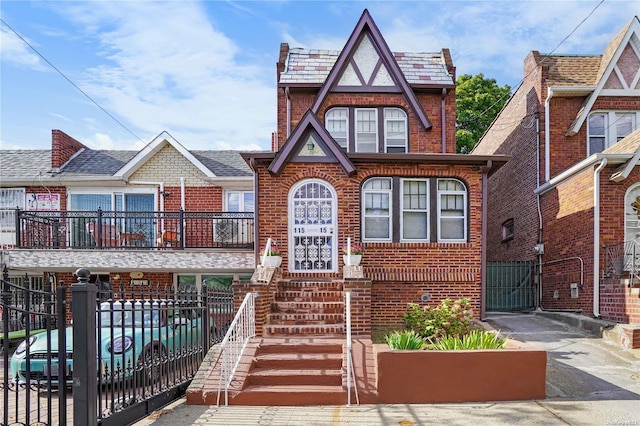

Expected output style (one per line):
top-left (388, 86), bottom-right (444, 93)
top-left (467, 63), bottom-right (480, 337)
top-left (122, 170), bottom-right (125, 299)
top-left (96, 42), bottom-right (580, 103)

top-left (72, 268), bottom-right (98, 426)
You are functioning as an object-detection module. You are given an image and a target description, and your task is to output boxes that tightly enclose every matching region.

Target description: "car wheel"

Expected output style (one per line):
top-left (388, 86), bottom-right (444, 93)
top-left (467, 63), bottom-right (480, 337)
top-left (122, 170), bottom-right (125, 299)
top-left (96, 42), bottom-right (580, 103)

top-left (137, 344), bottom-right (165, 386)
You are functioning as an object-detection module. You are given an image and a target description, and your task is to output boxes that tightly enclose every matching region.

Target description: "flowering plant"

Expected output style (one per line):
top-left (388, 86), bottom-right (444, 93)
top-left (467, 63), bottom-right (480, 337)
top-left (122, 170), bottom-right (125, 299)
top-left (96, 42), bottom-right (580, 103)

top-left (342, 242), bottom-right (363, 255)
top-left (260, 244), bottom-right (281, 256)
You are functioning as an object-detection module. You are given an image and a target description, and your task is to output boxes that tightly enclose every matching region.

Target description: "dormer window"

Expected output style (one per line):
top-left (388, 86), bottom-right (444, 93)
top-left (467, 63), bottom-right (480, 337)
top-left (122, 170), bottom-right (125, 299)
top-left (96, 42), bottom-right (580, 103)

top-left (325, 107), bottom-right (408, 153)
top-left (588, 111), bottom-right (638, 154)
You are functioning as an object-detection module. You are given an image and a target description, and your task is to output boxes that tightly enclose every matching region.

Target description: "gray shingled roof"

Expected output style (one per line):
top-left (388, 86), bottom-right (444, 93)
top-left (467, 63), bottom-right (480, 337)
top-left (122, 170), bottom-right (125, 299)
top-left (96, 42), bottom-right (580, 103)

top-left (279, 48), bottom-right (454, 86)
top-left (0, 149), bottom-right (254, 180)
top-left (0, 150), bottom-right (53, 181)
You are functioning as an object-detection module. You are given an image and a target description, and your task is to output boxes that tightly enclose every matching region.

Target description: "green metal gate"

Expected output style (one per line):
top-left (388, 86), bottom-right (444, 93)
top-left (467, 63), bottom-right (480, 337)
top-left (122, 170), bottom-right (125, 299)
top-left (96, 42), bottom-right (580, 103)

top-left (486, 261), bottom-right (536, 311)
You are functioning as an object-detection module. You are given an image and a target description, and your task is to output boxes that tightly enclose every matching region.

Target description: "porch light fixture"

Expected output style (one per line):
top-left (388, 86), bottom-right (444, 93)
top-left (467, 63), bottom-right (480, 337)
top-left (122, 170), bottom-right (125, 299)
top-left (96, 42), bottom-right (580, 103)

top-left (306, 139), bottom-right (315, 151)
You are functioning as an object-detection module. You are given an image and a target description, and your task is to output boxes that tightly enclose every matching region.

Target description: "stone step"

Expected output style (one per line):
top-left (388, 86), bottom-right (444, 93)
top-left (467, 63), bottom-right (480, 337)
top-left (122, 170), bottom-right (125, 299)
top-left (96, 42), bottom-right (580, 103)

top-left (274, 290), bottom-right (343, 302)
top-left (253, 352), bottom-right (343, 369)
top-left (264, 323), bottom-right (345, 336)
top-left (271, 301), bottom-right (344, 314)
top-left (278, 280), bottom-right (343, 292)
top-left (231, 384), bottom-right (347, 406)
top-left (268, 312), bottom-right (344, 325)
top-left (256, 340), bottom-right (343, 354)
top-left (247, 368), bottom-right (343, 386)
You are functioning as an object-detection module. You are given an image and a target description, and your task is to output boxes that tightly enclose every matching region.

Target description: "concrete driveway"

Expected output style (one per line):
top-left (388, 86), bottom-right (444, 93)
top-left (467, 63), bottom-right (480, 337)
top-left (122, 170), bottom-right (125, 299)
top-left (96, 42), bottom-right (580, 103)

top-left (485, 311), bottom-right (640, 401)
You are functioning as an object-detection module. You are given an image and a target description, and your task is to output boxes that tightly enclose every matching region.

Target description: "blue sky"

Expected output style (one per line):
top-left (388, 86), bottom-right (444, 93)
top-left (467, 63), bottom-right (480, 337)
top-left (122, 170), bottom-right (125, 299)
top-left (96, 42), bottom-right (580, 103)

top-left (1, 1), bottom-right (639, 152)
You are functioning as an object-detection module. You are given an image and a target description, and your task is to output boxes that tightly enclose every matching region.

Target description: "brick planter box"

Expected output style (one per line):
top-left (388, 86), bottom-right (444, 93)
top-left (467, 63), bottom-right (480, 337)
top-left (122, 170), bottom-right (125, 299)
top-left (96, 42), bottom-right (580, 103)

top-left (375, 341), bottom-right (546, 403)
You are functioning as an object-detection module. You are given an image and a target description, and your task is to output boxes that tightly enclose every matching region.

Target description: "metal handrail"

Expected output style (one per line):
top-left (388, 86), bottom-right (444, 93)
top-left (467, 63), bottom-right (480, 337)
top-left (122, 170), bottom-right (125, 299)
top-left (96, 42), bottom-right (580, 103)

top-left (216, 292), bottom-right (257, 406)
top-left (345, 292), bottom-right (359, 406)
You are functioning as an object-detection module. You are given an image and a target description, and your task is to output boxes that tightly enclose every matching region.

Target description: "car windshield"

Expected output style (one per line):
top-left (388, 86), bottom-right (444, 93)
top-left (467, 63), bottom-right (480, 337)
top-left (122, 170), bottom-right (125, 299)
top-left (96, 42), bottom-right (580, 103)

top-left (98, 303), bottom-right (160, 327)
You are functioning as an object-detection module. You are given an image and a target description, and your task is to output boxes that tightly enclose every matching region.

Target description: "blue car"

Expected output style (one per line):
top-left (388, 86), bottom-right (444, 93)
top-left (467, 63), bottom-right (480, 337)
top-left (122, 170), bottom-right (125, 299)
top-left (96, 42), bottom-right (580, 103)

top-left (10, 300), bottom-right (203, 385)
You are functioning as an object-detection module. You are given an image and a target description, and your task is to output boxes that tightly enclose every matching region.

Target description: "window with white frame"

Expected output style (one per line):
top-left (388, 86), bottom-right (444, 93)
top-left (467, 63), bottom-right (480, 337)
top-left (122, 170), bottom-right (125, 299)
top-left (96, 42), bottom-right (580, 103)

top-left (0, 188), bottom-right (25, 232)
top-left (356, 108), bottom-right (378, 152)
top-left (401, 179), bottom-right (428, 241)
top-left (325, 107), bottom-right (408, 153)
top-left (362, 178), bottom-right (392, 240)
top-left (362, 177), bottom-right (468, 243)
top-left (0, 188), bottom-right (25, 245)
top-left (438, 179), bottom-right (467, 242)
top-left (384, 108), bottom-right (408, 153)
top-left (588, 111), bottom-right (639, 154)
top-left (325, 108), bottom-right (348, 150)
top-left (225, 191), bottom-right (254, 212)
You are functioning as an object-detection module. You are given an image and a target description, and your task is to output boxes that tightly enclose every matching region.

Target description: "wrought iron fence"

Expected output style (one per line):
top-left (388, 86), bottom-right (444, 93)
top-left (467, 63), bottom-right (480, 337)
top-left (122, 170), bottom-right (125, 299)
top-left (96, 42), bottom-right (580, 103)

top-left (1, 268), bottom-right (235, 426)
top-left (13, 209), bottom-right (254, 250)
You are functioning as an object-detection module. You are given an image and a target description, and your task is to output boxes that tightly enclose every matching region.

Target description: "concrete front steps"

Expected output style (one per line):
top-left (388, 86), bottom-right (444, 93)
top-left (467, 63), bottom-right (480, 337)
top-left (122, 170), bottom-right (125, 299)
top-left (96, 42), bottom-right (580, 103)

top-left (265, 280), bottom-right (345, 336)
top-left (230, 338), bottom-right (350, 406)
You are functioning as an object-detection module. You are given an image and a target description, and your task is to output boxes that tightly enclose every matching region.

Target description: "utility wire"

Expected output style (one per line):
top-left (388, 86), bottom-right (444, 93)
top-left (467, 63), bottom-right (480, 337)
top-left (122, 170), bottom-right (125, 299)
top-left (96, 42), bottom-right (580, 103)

top-left (0, 17), bottom-right (145, 143)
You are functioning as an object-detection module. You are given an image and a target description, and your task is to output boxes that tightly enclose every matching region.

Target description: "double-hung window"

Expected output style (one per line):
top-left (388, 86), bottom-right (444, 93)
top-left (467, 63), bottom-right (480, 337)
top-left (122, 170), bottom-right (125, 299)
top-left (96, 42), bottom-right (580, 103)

top-left (384, 108), bottom-right (408, 153)
top-left (325, 108), bottom-right (349, 150)
top-left (588, 111), bottom-right (639, 154)
top-left (325, 107), bottom-right (408, 153)
top-left (362, 178), bottom-right (392, 240)
top-left (401, 179), bottom-right (428, 241)
top-left (362, 177), bottom-right (468, 243)
top-left (438, 179), bottom-right (467, 242)
top-left (356, 108), bottom-right (378, 152)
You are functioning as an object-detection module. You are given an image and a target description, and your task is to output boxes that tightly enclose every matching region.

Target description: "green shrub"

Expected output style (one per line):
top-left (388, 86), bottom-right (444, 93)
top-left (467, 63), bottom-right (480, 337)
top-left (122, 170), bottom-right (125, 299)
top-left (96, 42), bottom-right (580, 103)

top-left (403, 298), bottom-right (473, 340)
top-left (431, 329), bottom-right (506, 350)
top-left (385, 330), bottom-right (425, 350)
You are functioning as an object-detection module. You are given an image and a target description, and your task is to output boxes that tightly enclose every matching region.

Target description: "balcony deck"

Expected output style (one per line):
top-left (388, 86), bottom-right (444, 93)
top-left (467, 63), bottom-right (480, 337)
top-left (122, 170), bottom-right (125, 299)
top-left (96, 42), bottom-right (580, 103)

top-left (13, 209), bottom-right (255, 251)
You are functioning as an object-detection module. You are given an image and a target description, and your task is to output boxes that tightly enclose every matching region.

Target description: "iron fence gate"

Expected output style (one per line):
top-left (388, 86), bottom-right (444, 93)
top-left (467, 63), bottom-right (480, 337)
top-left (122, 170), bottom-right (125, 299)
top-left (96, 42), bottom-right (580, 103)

top-left (1, 270), bottom-right (69, 426)
top-left (486, 261), bottom-right (536, 312)
top-left (1, 268), bottom-right (235, 426)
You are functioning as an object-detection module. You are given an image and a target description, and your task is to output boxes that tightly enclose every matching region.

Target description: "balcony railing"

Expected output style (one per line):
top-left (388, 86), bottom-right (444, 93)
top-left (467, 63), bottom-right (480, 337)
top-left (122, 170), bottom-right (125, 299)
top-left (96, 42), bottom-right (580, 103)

top-left (13, 209), bottom-right (254, 250)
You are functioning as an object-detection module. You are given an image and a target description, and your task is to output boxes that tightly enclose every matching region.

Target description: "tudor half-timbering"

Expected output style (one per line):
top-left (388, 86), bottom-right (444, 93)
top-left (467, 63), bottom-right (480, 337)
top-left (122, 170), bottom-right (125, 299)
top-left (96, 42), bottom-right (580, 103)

top-left (240, 10), bottom-right (507, 333)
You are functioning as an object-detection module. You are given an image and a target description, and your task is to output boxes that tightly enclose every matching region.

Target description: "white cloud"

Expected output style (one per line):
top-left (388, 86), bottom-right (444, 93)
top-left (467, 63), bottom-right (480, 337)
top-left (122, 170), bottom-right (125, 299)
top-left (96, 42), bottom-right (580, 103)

top-left (0, 27), bottom-right (47, 71)
top-left (48, 1), bottom-right (275, 150)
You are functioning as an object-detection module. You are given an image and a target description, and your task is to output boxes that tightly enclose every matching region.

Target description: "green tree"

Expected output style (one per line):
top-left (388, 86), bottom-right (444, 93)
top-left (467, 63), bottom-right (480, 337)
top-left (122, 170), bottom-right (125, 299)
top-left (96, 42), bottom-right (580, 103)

top-left (455, 74), bottom-right (511, 153)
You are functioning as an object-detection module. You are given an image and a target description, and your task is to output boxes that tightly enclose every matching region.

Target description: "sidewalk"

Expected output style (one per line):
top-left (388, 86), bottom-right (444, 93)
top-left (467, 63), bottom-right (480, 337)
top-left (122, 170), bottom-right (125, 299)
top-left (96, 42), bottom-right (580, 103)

top-left (135, 311), bottom-right (640, 426)
top-left (135, 398), bottom-right (640, 425)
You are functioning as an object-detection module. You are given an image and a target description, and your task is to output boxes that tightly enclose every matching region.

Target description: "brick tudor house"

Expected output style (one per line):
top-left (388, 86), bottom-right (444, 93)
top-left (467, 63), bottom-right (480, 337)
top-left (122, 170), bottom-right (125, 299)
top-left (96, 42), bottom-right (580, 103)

top-left (474, 16), bottom-right (640, 342)
top-left (1, 10), bottom-right (508, 337)
top-left (234, 9), bottom-right (507, 339)
top-left (0, 129), bottom-right (256, 293)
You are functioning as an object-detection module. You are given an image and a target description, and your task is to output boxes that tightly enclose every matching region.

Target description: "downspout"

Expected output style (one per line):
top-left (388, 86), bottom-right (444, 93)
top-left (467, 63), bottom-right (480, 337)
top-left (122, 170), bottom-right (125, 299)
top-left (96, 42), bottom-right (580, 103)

top-left (593, 158), bottom-right (607, 318)
top-left (285, 87), bottom-right (291, 139)
top-left (480, 160), bottom-right (491, 320)
top-left (441, 88), bottom-right (447, 153)
top-left (544, 88), bottom-right (554, 182)
top-left (180, 177), bottom-right (186, 210)
top-left (535, 115), bottom-right (544, 307)
top-left (250, 157), bottom-right (260, 265)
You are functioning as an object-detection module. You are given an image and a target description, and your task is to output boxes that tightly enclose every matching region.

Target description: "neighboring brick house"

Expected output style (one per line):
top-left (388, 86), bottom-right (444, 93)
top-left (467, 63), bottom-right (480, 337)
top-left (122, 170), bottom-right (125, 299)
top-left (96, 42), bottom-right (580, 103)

top-left (238, 9), bottom-right (507, 335)
top-left (0, 129), bottom-right (256, 294)
top-left (474, 16), bottom-right (640, 328)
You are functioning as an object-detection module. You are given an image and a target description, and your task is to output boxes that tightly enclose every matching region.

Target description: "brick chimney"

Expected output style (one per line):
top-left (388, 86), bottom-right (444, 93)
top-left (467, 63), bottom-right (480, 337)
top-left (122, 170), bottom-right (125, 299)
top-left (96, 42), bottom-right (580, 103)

top-left (51, 130), bottom-right (86, 171)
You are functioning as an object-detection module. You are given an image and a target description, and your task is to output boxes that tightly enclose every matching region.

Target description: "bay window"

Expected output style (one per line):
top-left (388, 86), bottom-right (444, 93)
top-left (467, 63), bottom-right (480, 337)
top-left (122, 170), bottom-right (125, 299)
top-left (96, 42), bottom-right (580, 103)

top-left (362, 177), bottom-right (468, 243)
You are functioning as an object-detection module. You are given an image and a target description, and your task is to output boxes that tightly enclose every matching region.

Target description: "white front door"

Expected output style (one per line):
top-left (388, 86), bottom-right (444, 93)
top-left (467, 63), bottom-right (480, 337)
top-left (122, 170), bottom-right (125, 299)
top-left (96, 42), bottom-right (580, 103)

top-left (289, 179), bottom-right (337, 272)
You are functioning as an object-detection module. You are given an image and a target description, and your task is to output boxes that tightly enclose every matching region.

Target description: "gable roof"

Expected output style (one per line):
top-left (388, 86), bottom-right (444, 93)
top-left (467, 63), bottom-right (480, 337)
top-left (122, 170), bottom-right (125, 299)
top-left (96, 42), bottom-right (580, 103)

top-left (114, 131), bottom-right (216, 179)
top-left (268, 110), bottom-right (356, 176)
top-left (566, 16), bottom-right (640, 136)
top-left (304, 9), bottom-right (436, 131)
